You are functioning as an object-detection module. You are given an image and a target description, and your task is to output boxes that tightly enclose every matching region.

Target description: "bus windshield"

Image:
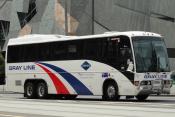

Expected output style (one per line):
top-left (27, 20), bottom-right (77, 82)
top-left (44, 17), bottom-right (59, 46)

top-left (132, 36), bottom-right (170, 73)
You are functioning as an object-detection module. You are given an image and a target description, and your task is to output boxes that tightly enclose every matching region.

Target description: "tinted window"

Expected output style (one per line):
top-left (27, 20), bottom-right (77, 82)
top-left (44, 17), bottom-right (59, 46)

top-left (7, 46), bottom-right (21, 63)
top-left (7, 36), bottom-right (132, 72)
top-left (83, 39), bottom-right (101, 61)
top-left (7, 40), bottom-right (83, 62)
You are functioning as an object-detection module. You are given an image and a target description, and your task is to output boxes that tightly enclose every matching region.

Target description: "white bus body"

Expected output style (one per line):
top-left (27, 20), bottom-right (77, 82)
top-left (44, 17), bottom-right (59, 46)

top-left (5, 31), bottom-right (172, 100)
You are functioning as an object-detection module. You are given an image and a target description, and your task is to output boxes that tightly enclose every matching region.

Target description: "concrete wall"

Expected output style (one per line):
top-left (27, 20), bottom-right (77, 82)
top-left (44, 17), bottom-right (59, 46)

top-left (94, 0), bottom-right (175, 70)
top-left (0, 0), bottom-right (174, 70)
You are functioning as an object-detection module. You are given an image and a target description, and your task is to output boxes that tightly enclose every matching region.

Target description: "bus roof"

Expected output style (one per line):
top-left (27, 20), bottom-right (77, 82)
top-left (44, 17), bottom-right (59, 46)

top-left (7, 31), bottom-right (161, 46)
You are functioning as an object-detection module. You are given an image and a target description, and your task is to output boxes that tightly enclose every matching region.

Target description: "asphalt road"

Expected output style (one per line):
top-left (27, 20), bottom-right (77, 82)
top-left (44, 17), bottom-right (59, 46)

top-left (0, 94), bottom-right (175, 117)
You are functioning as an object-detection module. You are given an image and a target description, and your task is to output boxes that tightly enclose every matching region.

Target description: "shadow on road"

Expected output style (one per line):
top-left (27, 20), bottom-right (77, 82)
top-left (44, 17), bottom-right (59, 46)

top-left (20, 95), bottom-right (175, 104)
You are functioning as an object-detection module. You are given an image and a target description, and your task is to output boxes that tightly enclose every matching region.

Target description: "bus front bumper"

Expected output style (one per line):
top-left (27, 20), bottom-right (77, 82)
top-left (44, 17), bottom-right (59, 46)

top-left (138, 80), bottom-right (172, 95)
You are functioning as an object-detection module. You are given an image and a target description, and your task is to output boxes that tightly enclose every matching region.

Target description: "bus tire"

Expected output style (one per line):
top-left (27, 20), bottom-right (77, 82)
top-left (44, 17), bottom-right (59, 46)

top-left (103, 81), bottom-right (119, 101)
top-left (136, 95), bottom-right (149, 101)
top-left (24, 82), bottom-right (36, 99)
top-left (36, 82), bottom-right (48, 99)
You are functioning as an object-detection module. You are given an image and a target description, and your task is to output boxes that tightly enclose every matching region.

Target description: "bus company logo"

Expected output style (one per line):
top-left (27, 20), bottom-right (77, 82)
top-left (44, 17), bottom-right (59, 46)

top-left (81, 61), bottom-right (91, 71)
top-left (9, 65), bottom-right (35, 71)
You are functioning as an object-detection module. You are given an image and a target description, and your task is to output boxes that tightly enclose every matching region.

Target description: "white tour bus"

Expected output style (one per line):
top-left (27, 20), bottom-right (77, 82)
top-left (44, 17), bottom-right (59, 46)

top-left (5, 31), bottom-right (172, 101)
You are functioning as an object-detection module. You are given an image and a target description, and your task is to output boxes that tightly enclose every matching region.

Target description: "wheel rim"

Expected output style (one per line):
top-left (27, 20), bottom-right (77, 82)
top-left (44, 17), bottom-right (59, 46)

top-left (38, 84), bottom-right (45, 97)
top-left (107, 85), bottom-right (116, 98)
top-left (27, 85), bottom-right (33, 96)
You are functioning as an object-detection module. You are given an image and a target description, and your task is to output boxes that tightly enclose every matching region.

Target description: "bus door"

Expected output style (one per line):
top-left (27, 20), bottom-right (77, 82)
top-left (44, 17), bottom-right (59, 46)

top-left (118, 36), bottom-right (134, 83)
top-left (102, 36), bottom-right (134, 83)
top-left (102, 36), bottom-right (134, 71)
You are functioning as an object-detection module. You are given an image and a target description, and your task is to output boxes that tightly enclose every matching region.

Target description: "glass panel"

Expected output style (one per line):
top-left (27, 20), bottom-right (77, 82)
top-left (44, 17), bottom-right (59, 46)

top-left (101, 36), bottom-right (133, 70)
top-left (132, 36), bottom-right (170, 72)
top-left (153, 41), bottom-right (170, 72)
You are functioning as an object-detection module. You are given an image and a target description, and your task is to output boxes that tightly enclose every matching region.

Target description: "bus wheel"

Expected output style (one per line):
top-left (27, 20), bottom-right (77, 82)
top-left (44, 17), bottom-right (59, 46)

top-left (24, 82), bottom-right (36, 99)
top-left (136, 95), bottom-right (149, 101)
top-left (103, 82), bottom-right (119, 101)
top-left (36, 82), bottom-right (48, 99)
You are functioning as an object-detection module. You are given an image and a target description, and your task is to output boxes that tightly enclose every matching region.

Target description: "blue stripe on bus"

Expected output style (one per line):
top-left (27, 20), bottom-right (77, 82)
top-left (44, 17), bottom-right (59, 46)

top-left (39, 62), bottom-right (93, 95)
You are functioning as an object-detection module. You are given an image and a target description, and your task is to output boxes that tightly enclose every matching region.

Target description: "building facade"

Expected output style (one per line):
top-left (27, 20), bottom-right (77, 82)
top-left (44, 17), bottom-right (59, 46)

top-left (0, 0), bottom-right (175, 70)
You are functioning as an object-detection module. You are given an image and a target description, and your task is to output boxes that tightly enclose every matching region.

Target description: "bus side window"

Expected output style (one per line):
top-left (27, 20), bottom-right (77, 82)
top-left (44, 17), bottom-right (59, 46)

top-left (53, 42), bottom-right (67, 60)
top-left (67, 43), bottom-right (78, 60)
top-left (101, 38), bottom-right (119, 68)
top-left (83, 39), bottom-right (101, 61)
top-left (10, 46), bottom-right (23, 63)
top-left (38, 43), bottom-right (51, 61)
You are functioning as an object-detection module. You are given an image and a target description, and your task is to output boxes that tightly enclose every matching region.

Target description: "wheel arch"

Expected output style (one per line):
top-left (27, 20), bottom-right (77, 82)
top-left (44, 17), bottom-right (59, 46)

top-left (24, 79), bottom-right (47, 87)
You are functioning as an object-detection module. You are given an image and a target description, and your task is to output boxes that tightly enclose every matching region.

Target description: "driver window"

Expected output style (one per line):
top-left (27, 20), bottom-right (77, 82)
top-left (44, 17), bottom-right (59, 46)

top-left (118, 36), bottom-right (133, 71)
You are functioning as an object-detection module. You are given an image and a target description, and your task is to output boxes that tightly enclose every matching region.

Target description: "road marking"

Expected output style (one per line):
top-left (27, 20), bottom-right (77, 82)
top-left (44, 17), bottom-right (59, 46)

top-left (0, 113), bottom-right (24, 117)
